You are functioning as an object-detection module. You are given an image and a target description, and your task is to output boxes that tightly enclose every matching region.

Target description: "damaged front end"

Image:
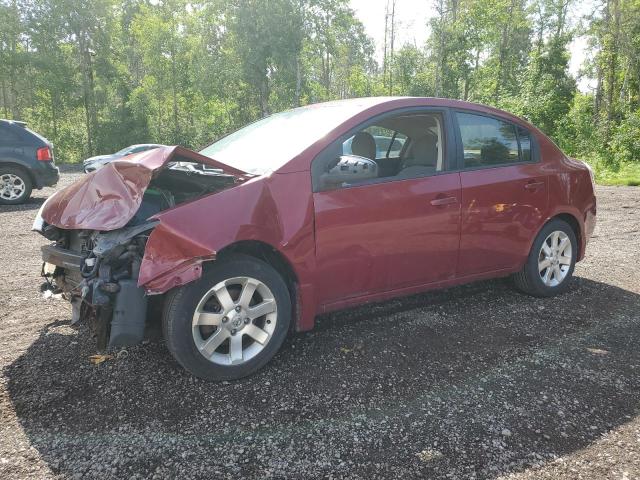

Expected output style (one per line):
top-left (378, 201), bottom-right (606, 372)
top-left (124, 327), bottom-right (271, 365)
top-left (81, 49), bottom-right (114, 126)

top-left (39, 222), bottom-right (156, 349)
top-left (33, 146), bottom-right (245, 350)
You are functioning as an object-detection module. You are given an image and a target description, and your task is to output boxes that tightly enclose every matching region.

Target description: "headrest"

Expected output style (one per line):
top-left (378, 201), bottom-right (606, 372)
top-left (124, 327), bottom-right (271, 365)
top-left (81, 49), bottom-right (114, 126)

top-left (405, 135), bottom-right (437, 167)
top-left (351, 132), bottom-right (376, 160)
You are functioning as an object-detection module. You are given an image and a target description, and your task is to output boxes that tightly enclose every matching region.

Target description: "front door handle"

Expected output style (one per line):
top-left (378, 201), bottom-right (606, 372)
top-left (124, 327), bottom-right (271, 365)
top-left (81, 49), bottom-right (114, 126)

top-left (430, 196), bottom-right (458, 206)
top-left (524, 181), bottom-right (545, 190)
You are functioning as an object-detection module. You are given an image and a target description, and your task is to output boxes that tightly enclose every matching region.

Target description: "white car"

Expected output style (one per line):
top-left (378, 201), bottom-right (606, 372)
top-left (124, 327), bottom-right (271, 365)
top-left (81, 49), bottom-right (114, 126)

top-left (83, 144), bottom-right (164, 173)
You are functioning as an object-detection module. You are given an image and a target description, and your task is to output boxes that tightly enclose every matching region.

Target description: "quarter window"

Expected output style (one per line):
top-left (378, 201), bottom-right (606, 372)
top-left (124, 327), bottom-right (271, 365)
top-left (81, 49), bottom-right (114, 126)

top-left (0, 126), bottom-right (21, 146)
top-left (517, 126), bottom-right (531, 162)
top-left (456, 112), bottom-right (530, 168)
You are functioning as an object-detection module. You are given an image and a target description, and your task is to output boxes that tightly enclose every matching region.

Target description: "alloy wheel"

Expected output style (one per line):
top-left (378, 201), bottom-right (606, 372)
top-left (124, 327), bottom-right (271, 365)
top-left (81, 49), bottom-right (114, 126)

top-left (192, 276), bottom-right (277, 366)
top-left (538, 230), bottom-right (572, 287)
top-left (0, 174), bottom-right (26, 201)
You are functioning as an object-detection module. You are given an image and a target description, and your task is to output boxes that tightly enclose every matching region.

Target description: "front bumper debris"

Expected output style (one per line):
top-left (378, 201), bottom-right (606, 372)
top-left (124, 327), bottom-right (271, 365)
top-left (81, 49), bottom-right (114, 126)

top-left (40, 226), bottom-right (153, 350)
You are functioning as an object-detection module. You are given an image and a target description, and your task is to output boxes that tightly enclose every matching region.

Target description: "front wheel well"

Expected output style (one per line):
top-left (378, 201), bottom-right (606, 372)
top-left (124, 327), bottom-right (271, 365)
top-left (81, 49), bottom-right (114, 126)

top-left (217, 240), bottom-right (299, 329)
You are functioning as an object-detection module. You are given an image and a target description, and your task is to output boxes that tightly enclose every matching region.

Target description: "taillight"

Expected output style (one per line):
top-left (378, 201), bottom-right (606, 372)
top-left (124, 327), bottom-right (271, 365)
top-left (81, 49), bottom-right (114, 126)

top-left (36, 146), bottom-right (52, 161)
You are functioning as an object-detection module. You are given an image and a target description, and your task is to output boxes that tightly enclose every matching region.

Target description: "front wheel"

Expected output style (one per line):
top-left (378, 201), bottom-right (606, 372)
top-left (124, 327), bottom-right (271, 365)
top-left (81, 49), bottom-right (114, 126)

top-left (513, 219), bottom-right (578, 297)
top-left (162, 254), bottom-right (291, 380)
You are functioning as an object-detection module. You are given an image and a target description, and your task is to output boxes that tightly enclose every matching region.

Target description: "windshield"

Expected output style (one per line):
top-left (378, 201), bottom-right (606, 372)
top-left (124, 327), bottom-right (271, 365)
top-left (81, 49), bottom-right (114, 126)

top-left (199, 102), bottom-right (371, 175)
top-left (115, 146), bottom-right (133, 156)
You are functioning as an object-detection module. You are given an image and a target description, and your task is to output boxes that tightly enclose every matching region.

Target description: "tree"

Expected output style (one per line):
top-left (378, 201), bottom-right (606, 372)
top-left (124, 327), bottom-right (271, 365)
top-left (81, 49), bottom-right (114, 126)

top-left (0, 0), bottom-right (636, 176)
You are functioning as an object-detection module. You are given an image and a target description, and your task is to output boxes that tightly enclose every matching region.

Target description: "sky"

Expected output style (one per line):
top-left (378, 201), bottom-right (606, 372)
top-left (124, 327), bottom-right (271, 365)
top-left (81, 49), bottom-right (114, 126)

top-left (349, 0), bottom-right (596, 92)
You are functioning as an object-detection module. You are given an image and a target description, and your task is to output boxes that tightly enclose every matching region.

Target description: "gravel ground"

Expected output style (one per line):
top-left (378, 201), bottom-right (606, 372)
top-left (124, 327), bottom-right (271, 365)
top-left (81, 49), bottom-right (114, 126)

top-left (0, 167), bottom-right (639, 479)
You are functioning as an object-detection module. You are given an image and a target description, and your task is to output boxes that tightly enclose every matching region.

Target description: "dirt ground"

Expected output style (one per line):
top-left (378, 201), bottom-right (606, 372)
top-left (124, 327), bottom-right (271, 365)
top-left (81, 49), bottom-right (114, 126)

top-left (0, 167), bottom-right (639, 479)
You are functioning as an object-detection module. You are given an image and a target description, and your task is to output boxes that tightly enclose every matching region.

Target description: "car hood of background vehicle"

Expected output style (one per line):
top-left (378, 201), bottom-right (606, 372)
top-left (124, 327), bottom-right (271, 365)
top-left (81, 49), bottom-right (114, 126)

top-left (41, 145), bottom-right (247, 231)
top-left (83, 154), bottom-right (114, 164)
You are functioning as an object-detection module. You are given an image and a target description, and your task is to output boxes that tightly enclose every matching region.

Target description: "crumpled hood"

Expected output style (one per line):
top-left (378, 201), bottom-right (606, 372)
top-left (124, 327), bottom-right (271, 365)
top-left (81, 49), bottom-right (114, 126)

top-left (41, 145), bottom-right (246, 231)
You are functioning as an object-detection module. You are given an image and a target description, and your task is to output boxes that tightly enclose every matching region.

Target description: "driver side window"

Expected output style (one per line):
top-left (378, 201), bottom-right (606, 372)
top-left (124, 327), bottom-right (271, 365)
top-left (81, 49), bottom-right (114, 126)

top-left (313, 111), bottom-right (446, 192)
top-left (342, 126), bottom-right (407, 160)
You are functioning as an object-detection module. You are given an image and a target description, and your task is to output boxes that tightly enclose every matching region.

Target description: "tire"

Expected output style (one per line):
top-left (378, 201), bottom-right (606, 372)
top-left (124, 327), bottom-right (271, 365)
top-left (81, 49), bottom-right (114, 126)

top-left (513, 218), bottom-right (578, 297)
top-left (0, 165), bottom-right (32, 205)
top-left (162, 254), bottom-right (291, 381)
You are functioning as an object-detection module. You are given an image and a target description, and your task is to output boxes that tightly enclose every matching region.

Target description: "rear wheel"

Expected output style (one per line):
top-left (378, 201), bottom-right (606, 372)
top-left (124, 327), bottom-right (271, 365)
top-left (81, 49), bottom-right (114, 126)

top-left (162, 254), bottom-right (291, 380)
top-left (0, 166), bottom-right (32, 205)
top-left (513, 219), bottom-right (577, 297)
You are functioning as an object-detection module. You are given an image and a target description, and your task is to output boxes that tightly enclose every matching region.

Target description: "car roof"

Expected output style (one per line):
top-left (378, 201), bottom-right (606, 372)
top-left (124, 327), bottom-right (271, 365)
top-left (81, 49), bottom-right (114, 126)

top-left (0, 119), bottom-right (27, 128)
top-left (301, 96), bottom-right (526, 121)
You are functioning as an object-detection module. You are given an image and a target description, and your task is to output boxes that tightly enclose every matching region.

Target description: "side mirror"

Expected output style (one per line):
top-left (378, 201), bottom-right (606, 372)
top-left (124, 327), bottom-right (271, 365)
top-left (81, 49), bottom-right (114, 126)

top-left (320, 155), bottom-right (378, 189)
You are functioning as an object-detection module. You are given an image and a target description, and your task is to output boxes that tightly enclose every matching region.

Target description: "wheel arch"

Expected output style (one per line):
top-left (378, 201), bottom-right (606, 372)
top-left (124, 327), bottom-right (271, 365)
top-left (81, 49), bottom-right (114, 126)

top-left (529, 210), bottom-right (584, 263)
top-left (0, 161), bottom-right (35, 185)
top-left (553, 212), bottom-right (582, 259)
top-left (217, 240), bottom-right (301, 332)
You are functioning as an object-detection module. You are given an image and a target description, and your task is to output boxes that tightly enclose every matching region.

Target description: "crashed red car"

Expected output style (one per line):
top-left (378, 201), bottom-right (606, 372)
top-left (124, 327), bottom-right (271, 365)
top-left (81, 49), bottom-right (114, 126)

top-left (34, 97), bottom-right (596, 380)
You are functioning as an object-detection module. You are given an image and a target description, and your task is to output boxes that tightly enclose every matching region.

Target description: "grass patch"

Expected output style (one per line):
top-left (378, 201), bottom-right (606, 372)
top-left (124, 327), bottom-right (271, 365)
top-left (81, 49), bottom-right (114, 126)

top-left (592, 161), bottom-right (640, 186)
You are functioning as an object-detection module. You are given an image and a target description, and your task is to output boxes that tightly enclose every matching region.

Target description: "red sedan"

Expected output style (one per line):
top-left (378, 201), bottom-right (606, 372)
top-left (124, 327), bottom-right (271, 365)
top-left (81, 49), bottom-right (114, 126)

top-left (34, 97), bottom-right (597, 380)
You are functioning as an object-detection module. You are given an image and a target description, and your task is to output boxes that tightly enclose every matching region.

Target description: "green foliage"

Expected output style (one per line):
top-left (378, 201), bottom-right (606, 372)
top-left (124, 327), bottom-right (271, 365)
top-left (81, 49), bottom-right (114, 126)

top-left (510, 40), bottom-right (575, 136)
top-left (0, 0), bottom-right (377, 162)
top-left (610, 110), bottom-right (640, 164)
top-left (0, 0), bottom-right (637, 186)
top-left (555, 93), bottom-right (600, 158)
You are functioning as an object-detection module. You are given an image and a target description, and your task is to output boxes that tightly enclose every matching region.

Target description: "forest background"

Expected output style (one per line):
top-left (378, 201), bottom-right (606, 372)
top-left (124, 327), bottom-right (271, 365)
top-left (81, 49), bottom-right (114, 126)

top-left (1, 0), bottom-right (638, 184)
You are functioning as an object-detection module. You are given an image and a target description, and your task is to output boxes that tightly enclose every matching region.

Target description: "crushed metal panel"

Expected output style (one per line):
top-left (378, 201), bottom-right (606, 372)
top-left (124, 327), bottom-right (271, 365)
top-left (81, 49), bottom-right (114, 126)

top-left (40, 145), bottom-right (246, 232)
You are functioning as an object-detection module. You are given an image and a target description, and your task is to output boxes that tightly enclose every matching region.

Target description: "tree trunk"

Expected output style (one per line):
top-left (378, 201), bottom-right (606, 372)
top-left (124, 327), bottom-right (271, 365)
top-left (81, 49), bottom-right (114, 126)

top-left (1, 78), bottom-right (8, 118)
top-left (383, 1), bottom-right (388, 89)
top-left (78, 32), bottom-right (97, 155)
top-left (295, 55), bottom-right (302, 107)
top-left (434, 0), bottom-right (446, 97)
top-left (605, 0), bottom-right (620, 127)
top-left (171, 44), bottom-right (179, 141)
top-left (50, 89), bottom-right (58, 139)
top-left (494, 0), bottom-right (516, 101)
top-left (389, 0), bottom-right (395, 95)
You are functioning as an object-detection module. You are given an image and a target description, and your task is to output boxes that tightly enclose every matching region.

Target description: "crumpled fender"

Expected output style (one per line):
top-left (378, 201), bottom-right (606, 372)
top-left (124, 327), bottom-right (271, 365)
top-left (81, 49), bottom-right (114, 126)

top-left (136, 171), bottom-right (315, 299)
top-left (137, 221), bottom-right (217, 294)
top-left (41, 146), bottom-right (245, 231)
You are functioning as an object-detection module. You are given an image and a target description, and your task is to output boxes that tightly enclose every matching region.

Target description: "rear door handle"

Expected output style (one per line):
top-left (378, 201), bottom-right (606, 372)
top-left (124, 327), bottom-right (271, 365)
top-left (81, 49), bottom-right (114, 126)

top-left (430, 196), bottom-right (458, 206)
top-left (524, 181), bottom-right (545, 190)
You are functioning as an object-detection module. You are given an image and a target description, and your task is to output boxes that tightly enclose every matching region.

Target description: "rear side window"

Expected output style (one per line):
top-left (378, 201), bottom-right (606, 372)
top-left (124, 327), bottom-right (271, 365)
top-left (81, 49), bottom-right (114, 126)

top-left (0, 125), bottom-right (22, 146)
top-left (456, 112), bottom-right (531, 168)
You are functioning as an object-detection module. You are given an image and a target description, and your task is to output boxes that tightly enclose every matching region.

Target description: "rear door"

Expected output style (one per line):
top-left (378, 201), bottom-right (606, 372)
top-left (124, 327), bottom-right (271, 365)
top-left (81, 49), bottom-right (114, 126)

top-left (453, 111), bottom-right (548, 276)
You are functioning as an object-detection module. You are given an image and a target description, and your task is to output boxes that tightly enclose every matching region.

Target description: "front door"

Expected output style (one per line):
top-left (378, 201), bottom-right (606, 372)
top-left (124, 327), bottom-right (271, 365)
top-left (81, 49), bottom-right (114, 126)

top-left (311, 109), bottom-right (461, 306)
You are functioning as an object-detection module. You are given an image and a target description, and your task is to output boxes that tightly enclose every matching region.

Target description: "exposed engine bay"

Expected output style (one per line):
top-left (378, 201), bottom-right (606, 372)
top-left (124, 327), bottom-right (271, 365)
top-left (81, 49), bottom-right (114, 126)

top-left (129, 163), bottom-right (237, 225)
top-left (36, 159), bottom-right (238, 350)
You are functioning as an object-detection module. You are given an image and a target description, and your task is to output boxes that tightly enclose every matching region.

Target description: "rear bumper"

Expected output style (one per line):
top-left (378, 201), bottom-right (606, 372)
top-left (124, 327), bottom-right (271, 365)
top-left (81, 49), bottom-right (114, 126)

top-left (32, 162), bottom-right (59, 188)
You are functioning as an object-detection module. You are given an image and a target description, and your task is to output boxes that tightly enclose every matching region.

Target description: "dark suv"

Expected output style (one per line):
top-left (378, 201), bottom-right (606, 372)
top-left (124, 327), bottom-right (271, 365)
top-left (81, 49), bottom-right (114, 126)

top-left (0, 119), bottom-right (59, 204)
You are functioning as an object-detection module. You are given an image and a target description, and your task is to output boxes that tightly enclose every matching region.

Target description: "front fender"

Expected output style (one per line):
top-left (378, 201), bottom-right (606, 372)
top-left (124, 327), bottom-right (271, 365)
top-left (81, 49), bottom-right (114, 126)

top-left (137, 221), bottom-right (217, 294)
top-left (137, 170), bottom-right (318, 332)
top-left (138, 173), bottom-right (302, 293)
